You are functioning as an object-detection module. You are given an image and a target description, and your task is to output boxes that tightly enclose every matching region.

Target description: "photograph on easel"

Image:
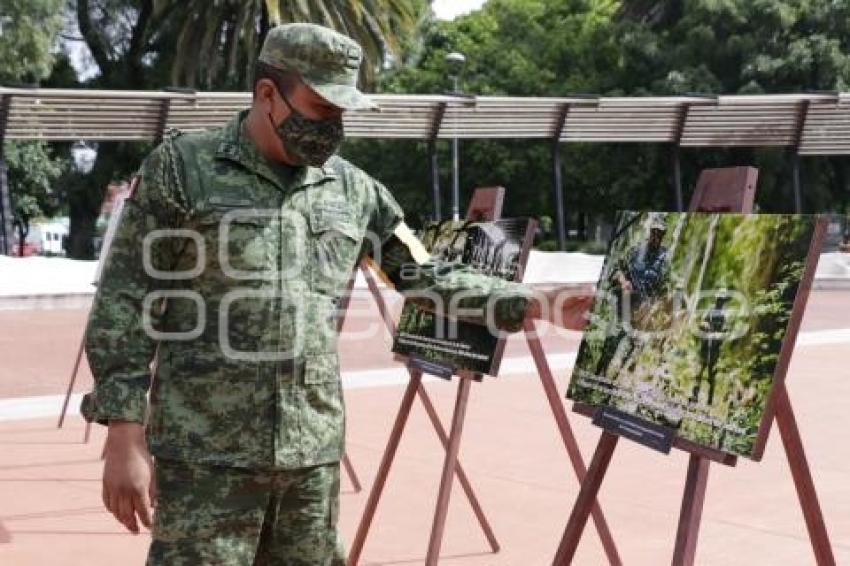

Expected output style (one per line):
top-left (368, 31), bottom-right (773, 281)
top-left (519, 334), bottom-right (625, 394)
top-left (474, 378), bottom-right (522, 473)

top-left (392, 218), bottom-right (535, 375)
top-left (567, 211), bottom-right (821, 458)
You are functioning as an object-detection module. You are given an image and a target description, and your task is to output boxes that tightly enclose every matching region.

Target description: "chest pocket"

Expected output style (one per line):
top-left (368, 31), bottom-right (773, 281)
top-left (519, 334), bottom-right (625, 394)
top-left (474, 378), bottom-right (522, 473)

top-left (308, 191), bottom-right (362, 296)
top-left (194, 200), bottom-right (279, 284)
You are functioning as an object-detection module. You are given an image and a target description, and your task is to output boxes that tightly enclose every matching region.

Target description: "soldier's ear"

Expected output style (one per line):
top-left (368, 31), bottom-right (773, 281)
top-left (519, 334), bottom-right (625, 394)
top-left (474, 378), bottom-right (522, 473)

top-left (254, 79), bottom-right (279, 110)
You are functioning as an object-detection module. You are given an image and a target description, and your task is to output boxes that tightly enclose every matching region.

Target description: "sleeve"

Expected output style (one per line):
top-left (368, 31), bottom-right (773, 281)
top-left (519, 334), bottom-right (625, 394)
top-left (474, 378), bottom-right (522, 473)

top-left (80, 141), bottom-right (189, 425)
top-left (365, 178), bottom-right (405, 247)
top-left (362, 180), bottom-right (533, 332)
top-left (396, 257), bottom-right (534, 332)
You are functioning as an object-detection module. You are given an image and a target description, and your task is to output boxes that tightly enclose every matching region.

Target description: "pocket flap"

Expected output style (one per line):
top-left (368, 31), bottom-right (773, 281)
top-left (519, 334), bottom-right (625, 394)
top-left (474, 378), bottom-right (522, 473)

top-left (208, 194), bottom-right (253, 206)
top-left (309, 205), bottom-right (359, 241)
top-left (197, 206), bottom-right (269, 228)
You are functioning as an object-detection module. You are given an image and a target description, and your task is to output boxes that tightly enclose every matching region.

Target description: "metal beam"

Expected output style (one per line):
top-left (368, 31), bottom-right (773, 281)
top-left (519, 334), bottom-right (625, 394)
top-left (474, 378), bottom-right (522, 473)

top-left (791, 100), bottom-right (810, 213)
top-left (155, 97), bottom-right (172, 144)
top-left (792, 154), bottom-right (803, 213)
top-left (2, 89), bottom-right (850, 153)
top-left (552, 103), bottom-right (570, 251)
top-left (670, 103), bottom-right (691, 212)
top-left (0, 94), bottom-right (12, 255)
top-left (429, 102), bottom-right (447, 221)
top-left (157, 87), bottom-right (195, 143)
top-left (671, 148), bottom-right (683, 212)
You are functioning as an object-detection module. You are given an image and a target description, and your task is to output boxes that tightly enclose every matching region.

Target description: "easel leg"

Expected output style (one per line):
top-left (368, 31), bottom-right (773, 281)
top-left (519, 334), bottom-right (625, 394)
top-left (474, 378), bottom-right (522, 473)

top-left (525, 320), bottom-right (621, 565)
top-left (553, 432), bottom-right (619, 566)
top-left (417, 383), bottom-right (500, 552)
top-left (348, 370), bottom-right (423, 565)
top-left (342, 453), bottom-right (363, 493)
top-left (355, 262), bottom-right (499, 557)
top-left (672, 455), bottom-right (710, 566)
top-left (426, 376), bottom-right (474, 566)
top-left (774, 386), bottom-right (836, 566)
top-left (58, 336), bottom-right (86, 429)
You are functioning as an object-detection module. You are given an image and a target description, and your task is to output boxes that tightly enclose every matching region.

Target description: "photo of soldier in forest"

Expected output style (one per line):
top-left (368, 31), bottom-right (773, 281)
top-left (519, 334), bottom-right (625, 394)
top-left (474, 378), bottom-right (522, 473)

top-left (595, 213), bottom-right (671, 379)
top-left (568, 211), bottom-right (820, 458)
top-left (393, 218), bottom-right (535, 375)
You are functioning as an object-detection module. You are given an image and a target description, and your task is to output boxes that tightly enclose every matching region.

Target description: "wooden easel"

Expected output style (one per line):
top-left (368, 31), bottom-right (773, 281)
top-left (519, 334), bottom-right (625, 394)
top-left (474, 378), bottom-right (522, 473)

top-left (348, 187), bottom-right (620, 565)
top-left (552, 166), bottom-right (836, 565)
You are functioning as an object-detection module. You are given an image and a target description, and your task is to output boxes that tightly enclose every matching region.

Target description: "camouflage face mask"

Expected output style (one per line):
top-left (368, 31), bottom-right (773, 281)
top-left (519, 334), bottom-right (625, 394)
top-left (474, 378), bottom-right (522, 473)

top-left (271, 91), bottom-right (344, 167)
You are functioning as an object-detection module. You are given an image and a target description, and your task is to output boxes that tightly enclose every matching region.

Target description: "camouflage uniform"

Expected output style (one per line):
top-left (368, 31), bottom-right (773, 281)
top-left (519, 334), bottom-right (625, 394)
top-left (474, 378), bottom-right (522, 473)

top-left (148, 458), bottom-right (343, 566)
top-left (595, 218), bottom-right (670, 378)
top-left (81, 23), bottom-right (532, 566)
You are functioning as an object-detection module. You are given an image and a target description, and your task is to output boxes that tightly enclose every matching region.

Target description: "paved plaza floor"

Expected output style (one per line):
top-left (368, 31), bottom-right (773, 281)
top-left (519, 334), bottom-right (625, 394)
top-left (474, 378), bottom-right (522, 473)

top-left (0, 291), bottom-right (848, 565)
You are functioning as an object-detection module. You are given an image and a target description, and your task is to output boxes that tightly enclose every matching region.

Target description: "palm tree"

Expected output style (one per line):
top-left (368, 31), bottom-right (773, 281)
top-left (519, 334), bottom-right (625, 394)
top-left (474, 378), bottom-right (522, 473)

top-left (163, 0), bottom-right (427, 90)
top-left (76, 0), bottom-right (427, 91)
top-left (66, 0), bottom-right (428, 258)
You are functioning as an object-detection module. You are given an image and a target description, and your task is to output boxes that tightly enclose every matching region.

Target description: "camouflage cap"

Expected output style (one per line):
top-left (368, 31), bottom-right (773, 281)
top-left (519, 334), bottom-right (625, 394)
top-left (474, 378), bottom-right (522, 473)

top-left (259, 23), bottom-right (377, 111)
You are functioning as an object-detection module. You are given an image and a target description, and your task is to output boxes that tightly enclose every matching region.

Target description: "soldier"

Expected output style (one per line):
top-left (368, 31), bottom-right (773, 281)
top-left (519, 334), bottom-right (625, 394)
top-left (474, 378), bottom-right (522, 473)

top-left (691, 290), bottom-right (733, 405)
top-left (595, 213), bottom-right (670, 378)
top-left (81, 23), bottom-right (572, 566)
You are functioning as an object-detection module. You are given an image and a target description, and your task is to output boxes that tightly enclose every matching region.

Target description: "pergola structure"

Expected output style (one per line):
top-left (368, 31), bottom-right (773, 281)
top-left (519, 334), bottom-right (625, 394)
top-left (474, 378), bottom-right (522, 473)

top-left (1, 87), bottom-right (849, 253)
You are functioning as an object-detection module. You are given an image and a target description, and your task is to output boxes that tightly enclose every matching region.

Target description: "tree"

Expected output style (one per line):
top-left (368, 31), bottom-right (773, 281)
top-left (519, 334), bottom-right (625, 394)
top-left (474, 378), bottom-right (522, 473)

top-left (345, 0), bottom-right (850, 241)
top-left (5, 142), bottom-right (66, 255)
top-left (342, 0), bottom-right (645, 243)
top-left (0, 0), bottom-right (63, 84)
top-left (163, 0), bottom-right (429, 90)
top-left (615, 0), bottom-right (850, 213)
top-left (0, 0), bottom-right (66, 256)
top-left (68, 0), bottom-right (428, 90)
top-left (616, 0), bottom-right (850, 94)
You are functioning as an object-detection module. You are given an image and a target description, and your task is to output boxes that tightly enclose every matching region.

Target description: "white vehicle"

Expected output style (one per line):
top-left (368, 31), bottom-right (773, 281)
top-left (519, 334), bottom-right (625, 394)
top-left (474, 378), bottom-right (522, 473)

top-left (29, 222), bottom-right (68, 255)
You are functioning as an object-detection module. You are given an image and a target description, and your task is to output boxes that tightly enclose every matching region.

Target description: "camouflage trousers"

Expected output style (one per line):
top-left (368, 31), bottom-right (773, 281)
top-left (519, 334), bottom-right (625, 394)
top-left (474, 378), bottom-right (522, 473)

top-left (146, 458), bottom-right (346, 566)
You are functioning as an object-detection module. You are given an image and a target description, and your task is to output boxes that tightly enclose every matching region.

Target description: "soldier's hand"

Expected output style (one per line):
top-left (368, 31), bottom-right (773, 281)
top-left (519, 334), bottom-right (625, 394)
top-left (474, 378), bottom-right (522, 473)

top-left (527, 286), bottom-right (595, 331)
top-left (103, 421), bottom-right (156, 534)
top-left (557, 292), bottom-right (595, 330)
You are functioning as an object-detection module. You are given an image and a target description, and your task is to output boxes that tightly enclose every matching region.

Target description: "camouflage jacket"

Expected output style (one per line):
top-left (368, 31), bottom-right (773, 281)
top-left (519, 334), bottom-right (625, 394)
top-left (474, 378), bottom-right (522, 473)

top-left (615, 244), bottom-right (669, 307)
top-left (81, 110), bottom-right (532, 470)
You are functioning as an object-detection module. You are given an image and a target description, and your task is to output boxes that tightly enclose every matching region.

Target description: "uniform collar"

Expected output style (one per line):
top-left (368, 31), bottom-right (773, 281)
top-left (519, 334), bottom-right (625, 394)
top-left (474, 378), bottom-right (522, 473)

top-left (215, 110), bottom-right (338, 192)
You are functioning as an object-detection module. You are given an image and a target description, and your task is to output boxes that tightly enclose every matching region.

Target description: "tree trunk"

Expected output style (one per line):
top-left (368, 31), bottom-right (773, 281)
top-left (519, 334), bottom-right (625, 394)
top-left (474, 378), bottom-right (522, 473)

top-left (15, 221), bottom-right (27, 257)
top-left (68, 197), bottom-right (98, 259)
top-left (66, 142), bottom-right (141, 259)
top-left (66, 164), bottom-right (103, 260)
top-left (691, 214), bottom-right (719, 317)
top-left (830, 156), bottom-right (848, 214)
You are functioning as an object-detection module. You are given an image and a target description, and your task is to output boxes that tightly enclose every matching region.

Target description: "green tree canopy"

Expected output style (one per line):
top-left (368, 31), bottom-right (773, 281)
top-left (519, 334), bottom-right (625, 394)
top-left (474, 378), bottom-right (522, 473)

top-left (0, 0), bottom-right (63, 84)
top-left (616, 0), bottom-right (850, 94)
top-left (343, 0), bottom-right (850, 242)
top-left (5, 142), bottom-right (66, 255)
top-left (0, 0), bottom-right (68, 255)
top-left (614, 0), bottom-right (850, 214)
top-left (342, 0), bottom-right (657, 244)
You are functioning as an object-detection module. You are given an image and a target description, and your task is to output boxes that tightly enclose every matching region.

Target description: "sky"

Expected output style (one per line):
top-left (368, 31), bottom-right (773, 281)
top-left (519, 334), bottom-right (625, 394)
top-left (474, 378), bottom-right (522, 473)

top-left (433, 0), bottom-right (488, 20)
